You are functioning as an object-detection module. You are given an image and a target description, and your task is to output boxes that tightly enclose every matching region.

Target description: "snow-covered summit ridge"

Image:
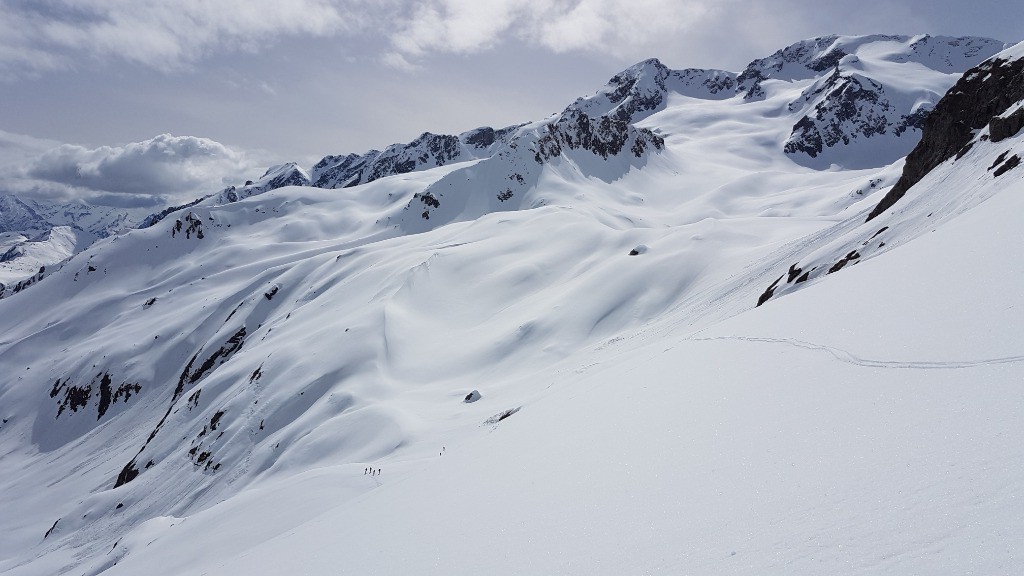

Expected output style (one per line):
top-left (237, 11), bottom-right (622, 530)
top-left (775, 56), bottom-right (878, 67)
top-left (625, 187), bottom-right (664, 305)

top-left (310, 126), bottom-right (522, 189)
top-left (211, 162), bottom-right (311, 204)
top-left (230, 35), bottom-right (1010, 208)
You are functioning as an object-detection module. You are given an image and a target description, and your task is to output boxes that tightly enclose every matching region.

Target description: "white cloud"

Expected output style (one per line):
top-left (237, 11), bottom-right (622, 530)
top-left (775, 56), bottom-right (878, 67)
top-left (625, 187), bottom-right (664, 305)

top-left (380, 51), bottom-right (420, 71)
top-left (0, 0), bottom-right (356, 76)
top-left (390, 0), bottom-right (525, 57)
top-left (387, 0), bottom-right (728, 62)
top-left (1, 132), bottom-right (265, 207)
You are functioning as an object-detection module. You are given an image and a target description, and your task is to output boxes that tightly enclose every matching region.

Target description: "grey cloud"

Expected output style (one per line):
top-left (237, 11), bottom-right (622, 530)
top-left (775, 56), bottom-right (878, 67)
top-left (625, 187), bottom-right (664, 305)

top-left (82, 192), bottom-right (168, 209)
top-left (26, 134), bottom-right (253, 195)
top-left (1, 132), bottom-right (265, 206)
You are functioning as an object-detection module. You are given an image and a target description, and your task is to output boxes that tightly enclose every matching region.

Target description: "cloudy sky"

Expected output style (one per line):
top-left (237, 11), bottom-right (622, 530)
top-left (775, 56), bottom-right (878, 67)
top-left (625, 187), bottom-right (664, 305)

top-left (0, 0), bottom-right (1021, 208)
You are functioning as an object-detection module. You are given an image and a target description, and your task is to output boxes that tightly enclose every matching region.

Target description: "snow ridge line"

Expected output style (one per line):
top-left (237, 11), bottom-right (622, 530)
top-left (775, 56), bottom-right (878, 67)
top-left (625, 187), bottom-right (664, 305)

top-left (687, 335), bottom-right (1024, 369)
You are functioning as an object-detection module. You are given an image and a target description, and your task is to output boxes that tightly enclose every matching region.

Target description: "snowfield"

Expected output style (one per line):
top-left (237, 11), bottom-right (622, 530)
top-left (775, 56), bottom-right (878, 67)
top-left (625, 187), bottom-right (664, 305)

top-left (0, 34), bottom-right (1022, 575)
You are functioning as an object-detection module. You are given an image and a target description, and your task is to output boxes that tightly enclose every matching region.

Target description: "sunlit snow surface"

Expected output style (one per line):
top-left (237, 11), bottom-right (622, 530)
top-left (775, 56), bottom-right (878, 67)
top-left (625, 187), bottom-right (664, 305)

top-left (1, 37), bottom-right (1023, 575)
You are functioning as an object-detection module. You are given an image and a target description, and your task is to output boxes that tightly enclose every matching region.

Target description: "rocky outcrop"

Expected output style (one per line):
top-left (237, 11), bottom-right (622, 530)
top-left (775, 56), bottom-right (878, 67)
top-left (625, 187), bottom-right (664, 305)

top-left (785, 71), bottom-right (891, 157)
top-left (533, 109), bottom-right (665, 163)
top-left (138, 197), bottom-right (206, 229)
top-left (868, 51), bottom-right (1024, 220)
top-left (49, 372), bottom-right (141, 420)
top-left (990, 106), bottom-right (1024, 143)
top-left (114, 326), bottom-right (247, 488)
top-left (311, 127), bottom-right (520, 189)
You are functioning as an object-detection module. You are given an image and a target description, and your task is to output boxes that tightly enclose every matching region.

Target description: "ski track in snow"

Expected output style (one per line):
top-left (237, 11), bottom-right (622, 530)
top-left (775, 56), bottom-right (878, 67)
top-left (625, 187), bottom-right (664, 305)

top-left (686, 335), bottom-right (1024, 370)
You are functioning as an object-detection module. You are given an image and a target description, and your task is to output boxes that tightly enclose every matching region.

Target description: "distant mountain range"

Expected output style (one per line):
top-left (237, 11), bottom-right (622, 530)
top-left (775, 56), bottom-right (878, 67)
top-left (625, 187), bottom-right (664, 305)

top-left (1, 35), bottom-right (1006, 287)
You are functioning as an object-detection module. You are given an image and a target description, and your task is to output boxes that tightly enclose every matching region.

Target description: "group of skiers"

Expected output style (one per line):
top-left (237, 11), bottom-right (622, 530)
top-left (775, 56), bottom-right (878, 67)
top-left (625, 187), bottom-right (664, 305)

top-left (364, 446), bottom-right (446, 477)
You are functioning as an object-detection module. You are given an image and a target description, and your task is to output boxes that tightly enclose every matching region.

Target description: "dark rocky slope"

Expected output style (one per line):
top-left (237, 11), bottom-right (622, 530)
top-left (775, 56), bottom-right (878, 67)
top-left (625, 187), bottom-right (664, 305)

top-left (868, 52), bottom-right (1024, 220)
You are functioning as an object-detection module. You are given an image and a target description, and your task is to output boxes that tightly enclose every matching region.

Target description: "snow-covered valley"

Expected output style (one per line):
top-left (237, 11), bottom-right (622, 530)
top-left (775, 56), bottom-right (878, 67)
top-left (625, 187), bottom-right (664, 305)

top-left (1, 35), bottom-right (1023, 575)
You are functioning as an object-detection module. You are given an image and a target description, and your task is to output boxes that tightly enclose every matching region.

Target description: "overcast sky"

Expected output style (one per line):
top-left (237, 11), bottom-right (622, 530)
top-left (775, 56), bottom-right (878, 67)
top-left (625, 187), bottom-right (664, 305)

top-left (0, 0), bottom-right (1021, 208)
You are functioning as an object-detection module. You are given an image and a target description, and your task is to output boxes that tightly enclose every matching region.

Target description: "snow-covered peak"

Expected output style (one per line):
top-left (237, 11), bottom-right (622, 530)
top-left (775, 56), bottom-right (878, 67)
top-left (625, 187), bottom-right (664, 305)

top-left (993, 38), bottom-right (1024, 62)
top-left (736, 34), bottom-right (1007, 99)
top-left (211, 162), bottom-right (310, 204)
top-left (565, 58), bottom-right (740, 123)
top-left (565, 57), bottom-right (673, 123)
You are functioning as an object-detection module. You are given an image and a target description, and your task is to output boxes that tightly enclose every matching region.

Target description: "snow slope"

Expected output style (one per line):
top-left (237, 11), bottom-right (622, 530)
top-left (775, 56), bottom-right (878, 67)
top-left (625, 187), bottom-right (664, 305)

top-left (0, 35), bottom-right (1022, 576)
top-left (71, 125), bottom-right (1024, 575)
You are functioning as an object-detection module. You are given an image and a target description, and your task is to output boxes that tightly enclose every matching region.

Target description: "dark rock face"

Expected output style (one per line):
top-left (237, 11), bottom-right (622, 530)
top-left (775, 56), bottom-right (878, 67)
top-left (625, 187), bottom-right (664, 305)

top-left (49, 372), bottom-right (141, 420)
top-left (990, 106), bottom-right (1024, 143)
top-left (533, 109), bottom-right (664, 164)
top-left (484, 407), bottom-right (520, 425)
top-left (993, 154), bottom-right (1021, 177)
top-left (868, 54), bottom-right (1024, 220)
top-left (311, 152), bottom-right (378, 188)
top-left (827, 250), bottom-right (861, 274)
top-left (171, 212), bottom-right (205, 239)
top-left (784, 69), bottom-right (933, 161)
top-left (756, 275), bottom-right (784, 307)
top-left (188, 409), bottom-right (227, 471)
top-left (566, 58), bottom-right (739, 121)
top-left (0, 264), bottom-right (50, 299)
top-left (463, 127), bottom-right (497, 148)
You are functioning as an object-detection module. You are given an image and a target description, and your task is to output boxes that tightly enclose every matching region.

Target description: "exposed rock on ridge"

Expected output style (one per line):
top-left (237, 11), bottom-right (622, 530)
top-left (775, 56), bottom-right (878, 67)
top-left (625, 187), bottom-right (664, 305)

top-left (311, 127), bottom-right (521, 189)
